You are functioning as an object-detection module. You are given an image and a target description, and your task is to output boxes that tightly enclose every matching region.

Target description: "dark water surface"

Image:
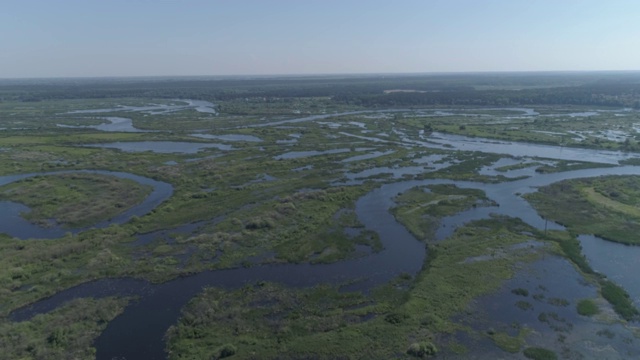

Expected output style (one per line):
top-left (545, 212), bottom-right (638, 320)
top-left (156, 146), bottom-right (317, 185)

top-left (0, 170), bottom-right (172, 239)
top-left (7, 166), bottom-right (640, 358)
top-left (6, 119), bottom-right (640, 358)
top-left (85, 141), bottom-right (232, 153)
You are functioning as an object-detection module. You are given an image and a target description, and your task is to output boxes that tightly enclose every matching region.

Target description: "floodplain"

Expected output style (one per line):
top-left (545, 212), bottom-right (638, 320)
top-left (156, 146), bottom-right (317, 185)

top-left (1, 73), bottom-right (640, 359)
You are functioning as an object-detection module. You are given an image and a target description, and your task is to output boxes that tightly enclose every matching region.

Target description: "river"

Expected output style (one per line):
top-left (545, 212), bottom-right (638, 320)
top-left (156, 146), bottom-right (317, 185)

top-left (0, 170), bottom-right (172, 239)
top-left (5, 107), bottom-right (640, 358)
top-left (7, 164), bottom-right (640, 358)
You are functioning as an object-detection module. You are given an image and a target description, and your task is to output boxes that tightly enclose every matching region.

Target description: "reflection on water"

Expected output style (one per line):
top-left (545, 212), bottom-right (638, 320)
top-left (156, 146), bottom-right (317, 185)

top-left (274, 148), bottom-right (352, 160)
top-left (190, 133), bottom-right (263, 142)
top-left (479, 157), bottom-right (533, 178)
top-left (85, 141), bottom-right (232, 153)
top-left (579, 234), bottom-right (640, 307)
top-left (424, 132), bottom-right (640, 164)
top-left (67, 99), bottom-right (217, 115)
top-left (0, 170), bottom-right (172, 239)
top-left (57, 117), bottom-right (147, 133)
top-left (7, 109), bottom-right (640, 358)
top-left (341, 150), bottom-right (395, 163)
top-left (461, 255), bottom-right (640, 359)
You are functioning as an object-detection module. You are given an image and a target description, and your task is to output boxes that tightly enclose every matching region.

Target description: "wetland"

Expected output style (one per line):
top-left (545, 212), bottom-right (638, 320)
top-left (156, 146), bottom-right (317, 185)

top-left (1, 73), bottom-right (640, 359)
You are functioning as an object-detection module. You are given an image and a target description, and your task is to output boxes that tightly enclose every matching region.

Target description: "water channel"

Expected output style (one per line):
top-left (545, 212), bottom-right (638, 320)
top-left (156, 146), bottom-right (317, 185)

top-left (66, 99), bottom-right (217, 116)
top-left (6, 163), bottom-right (640, 358)
top-left (5, 107), bottom-right (640, 358)
top-left (0, 170), bottom-right (172, 239)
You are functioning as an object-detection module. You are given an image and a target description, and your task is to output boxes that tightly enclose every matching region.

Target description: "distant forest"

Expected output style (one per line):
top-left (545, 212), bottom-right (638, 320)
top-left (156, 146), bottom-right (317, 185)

top-left (1, 72), bottom-right (639, 108)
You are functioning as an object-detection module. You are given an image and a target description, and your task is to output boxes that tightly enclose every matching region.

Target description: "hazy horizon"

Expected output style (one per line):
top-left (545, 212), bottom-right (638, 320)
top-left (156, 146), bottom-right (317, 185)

top-left (4, 70), bottom-right (640, 82)
top-left (3, 0), bottom-right (639, 78)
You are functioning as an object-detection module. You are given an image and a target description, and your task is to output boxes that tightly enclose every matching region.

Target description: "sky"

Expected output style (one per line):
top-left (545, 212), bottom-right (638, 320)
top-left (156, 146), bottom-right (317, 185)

top-left (1, 0), bottom-right (639, 78)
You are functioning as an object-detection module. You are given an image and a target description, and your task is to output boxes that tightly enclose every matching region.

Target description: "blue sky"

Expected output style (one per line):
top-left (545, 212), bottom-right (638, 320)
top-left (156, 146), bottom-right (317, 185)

top-left (1, 0), bottom-right (639, 78)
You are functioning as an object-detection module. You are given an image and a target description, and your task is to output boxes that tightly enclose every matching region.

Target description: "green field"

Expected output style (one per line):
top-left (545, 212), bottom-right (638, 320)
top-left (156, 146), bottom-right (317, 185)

top-left (1, 74), bottom-right (639, 359)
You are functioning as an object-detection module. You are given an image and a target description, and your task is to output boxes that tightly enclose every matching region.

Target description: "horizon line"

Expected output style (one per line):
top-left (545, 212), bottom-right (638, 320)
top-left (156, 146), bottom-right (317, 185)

top-left (2, 69), bottom-right (640, 81)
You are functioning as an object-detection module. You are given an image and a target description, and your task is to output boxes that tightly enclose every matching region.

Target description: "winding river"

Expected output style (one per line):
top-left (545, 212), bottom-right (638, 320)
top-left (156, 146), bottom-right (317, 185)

top-left (5, 107), bottom-right (640, 359)
top-left (0, 170), bottom-right (172, 239)
top-left (7, 165), bottom-right (640, 359)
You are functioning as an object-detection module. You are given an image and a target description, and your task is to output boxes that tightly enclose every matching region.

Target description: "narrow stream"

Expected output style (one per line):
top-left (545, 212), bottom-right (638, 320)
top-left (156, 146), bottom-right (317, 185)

top-left (6, 105), bottom-right (640, 359)
top-left (7, 165), bottom-right (640, 359)
top-left (0, 170), bottom-right (172, 239)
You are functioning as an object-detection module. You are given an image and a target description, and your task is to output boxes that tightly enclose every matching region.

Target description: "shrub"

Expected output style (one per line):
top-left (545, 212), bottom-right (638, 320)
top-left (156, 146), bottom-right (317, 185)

top-left (407, 341), bottom-right (438, 358)
top-left (384, 312), bottom-right (408, 324)
top-left (523, 347), bottom-right (557, 360)
top-left (511, 288), bottom-right (529, 297)
top-left (600, 280), bottom-right (639, 321)
top-left (515, 300), bottom-right (533, 311)
top-left (245, 217), bottom-right (274, 230)
top-left (576, 299), bottom-right (599, 316)
top-left (557, 237), bottom-right (593, 274)
top-left (214, 343), bottom-right (237, 359)
top-left (547, 298), bottom-right (569, 307)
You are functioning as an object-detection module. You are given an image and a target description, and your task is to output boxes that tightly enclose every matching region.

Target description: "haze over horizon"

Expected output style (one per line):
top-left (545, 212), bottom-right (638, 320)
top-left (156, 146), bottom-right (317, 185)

top-left (3, 0), bottom-right (639, 79)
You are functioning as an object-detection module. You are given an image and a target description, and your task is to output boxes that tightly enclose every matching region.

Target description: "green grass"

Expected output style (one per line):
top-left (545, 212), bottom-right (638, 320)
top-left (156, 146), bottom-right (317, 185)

top-left (495, 162), bottom-right (544, 172)
top-left (490, 331), bottom-right (525, 353)
top-left (401, 108), bottom-right (640, 154)
top-left (523, 347), bottom-right (558, 360)
top-left (165, 282), bottom-right (380, 359)
top-left (576, 299), bottom-right (599, 316)
top-left (600, 280), bottom-right (639, 321)
top-left (166, 217), bottom-right (545, 358)
top-left (582, 187), bottom-right (640, 218)
top-left (526, 176), bottom-right (640, 245)
top-left (0, 173), bottom-right (152, 228)
top-left (3, 96), bottom-right (637, 358)
top-left (525, 176), bottom-right (640, 321)
top-left (391, 184), bottom-right (494, 241)
top-left (548, 231), bottom-right (594, 274)
top-left (0, 297), bottom-right (129, 359)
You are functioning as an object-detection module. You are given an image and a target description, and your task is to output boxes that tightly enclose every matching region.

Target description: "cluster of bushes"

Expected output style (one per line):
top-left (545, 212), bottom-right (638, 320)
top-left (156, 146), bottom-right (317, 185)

top-left (554, 236), bottom-right (593, 274)
top-left (523, 347), bottom-right (557, 360)
top-left (511, 288), bottom-right (529, 297)
top-left (576, 299), bottom-right (599, 316)
top-left (407, 341), bottom-right (437, 358)
top-left (555, 236), bottom-right (638, 321)
top-left (600, 280), bottom-right (639, 321)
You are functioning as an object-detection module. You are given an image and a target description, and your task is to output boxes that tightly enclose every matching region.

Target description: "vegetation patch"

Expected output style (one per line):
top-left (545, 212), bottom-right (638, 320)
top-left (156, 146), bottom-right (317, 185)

top-left (166, 217), bottom-right (544, 358)
top-left (511, 287), bottom-right (529, 297)
top-left (391, 184), bottom-right (495, 241)
top-left (576, 299), bottom-right (599, 316)
top-left (3, 79), bottom-right (640, 359)
top-left (0, 173), bottom-right (152, 228)
top-left (516, 300), bottom-right (534, 311)
top-left (600, 280), bottom-right (639, 321)
top-left (523, 346), bottom-right (558, 360)
top-left (401, 216), bottom-right (542, 335)
top-left (489, 330), bottom-right (525, 353)
top-left (526, 176), bottom-right (640, 245)
top-left (0, 297), bottom-right (129, 359)
top-left (407, 341), bottom-right (438, 358)
top-left (165, 282), bottom-right (382, 359)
